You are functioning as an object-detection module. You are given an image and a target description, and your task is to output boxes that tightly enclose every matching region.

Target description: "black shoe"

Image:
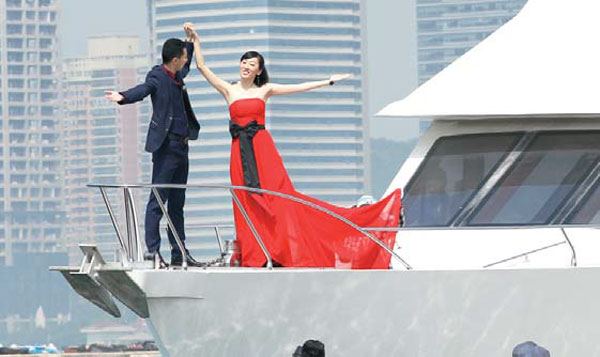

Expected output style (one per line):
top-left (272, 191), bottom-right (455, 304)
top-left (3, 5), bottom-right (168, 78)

top-left (171, 253), bottom-right (206, 267)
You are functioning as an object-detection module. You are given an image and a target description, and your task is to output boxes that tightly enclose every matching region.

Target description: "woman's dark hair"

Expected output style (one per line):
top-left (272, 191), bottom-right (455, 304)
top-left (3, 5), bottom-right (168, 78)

top-left (162, 38), bottom-right (186, 64)
top-left (240, 51), bottom-right (269, 87)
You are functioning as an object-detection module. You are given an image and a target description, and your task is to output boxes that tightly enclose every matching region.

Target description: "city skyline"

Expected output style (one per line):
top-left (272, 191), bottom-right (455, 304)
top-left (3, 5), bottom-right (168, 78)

top-left (0, 0), bottom-right (63, 267)
top-left (62, 35), bottom-right (149, 260)
top-left (60, 0), bottom-right (419, 142)
top-left (0, 0), bottom-right (71, 343)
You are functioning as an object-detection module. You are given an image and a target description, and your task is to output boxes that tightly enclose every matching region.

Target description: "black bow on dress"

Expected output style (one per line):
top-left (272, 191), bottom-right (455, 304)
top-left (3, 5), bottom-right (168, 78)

top-left (229, 120), bottom-right (265, 189)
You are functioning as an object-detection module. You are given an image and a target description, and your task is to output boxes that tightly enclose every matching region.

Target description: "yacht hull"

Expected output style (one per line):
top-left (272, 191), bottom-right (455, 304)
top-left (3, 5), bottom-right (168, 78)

top-left (131, 267), bottom-right (600, 356)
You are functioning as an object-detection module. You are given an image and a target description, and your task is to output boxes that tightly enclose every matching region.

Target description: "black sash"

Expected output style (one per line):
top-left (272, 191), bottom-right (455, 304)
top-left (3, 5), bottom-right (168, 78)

top-left (229, 120), bottom-right (265, 189)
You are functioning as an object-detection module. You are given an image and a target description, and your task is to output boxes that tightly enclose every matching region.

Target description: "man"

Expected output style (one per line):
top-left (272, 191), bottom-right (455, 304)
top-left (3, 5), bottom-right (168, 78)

top-left (105, 23), bottom-right (202, 267)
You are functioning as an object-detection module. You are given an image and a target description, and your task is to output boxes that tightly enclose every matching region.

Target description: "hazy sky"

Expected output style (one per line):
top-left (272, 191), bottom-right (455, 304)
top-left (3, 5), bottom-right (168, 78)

top-left (60, 0), bottom-right (418, 140)
top-left (365, 1), bottom-right (419, 140)
top-left (61, 0), bottom-right (148, 58)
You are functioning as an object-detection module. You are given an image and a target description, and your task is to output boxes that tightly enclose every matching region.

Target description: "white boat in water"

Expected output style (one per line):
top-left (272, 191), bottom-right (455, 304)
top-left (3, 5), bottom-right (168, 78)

top-left (54, 0), bottom-right (600, 355)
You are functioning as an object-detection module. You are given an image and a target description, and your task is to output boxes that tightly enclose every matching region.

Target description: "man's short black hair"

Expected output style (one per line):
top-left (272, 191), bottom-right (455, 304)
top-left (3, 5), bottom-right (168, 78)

top-left (162, 38), bottom-right (186, 64)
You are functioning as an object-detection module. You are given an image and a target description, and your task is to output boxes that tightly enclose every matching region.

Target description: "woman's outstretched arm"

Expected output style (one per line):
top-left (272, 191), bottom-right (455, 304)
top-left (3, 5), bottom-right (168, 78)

top-left (184, 23), bottom-right (231, 97)
top-left (266, 74), bottom-right (352, 98)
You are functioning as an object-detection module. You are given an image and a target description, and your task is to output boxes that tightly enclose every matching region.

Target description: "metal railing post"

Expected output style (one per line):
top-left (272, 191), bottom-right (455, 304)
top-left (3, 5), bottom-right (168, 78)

top-left (123, 188), bottom-right (134, 261)
top-left (124, 187), bottom-right (143, 261)
top-left (561, 227), bottom-right (577, 267)
top-left (230, 189), bottom-right (273, 269)
top-left (99, 187), bottom-right (129, 260)
top-left (214, 225), bottom-right (225, 256)
top-left (151, 187), bottom-right (188, 269)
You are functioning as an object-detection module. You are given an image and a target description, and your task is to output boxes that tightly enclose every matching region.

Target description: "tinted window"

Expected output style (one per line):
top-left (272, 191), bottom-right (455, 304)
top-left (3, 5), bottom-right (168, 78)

top-left (403, 133), bottom-right (522, 226)
top-left (468, 132), bottom-right (600, 225)
top-left (567, 180), bottom-right (600, 224)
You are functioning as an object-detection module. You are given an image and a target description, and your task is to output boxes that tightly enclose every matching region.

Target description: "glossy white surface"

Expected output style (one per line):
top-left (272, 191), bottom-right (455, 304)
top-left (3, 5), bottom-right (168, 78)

top-left (132, 267), bottom-right (600, 356)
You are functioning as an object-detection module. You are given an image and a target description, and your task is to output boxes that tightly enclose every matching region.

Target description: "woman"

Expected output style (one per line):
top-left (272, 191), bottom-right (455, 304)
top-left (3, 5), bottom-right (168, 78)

top-left (185, 23), bottom-right (402, 269)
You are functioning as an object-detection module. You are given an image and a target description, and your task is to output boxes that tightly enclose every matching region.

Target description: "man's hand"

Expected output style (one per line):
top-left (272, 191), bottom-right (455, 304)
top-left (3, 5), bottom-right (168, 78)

top-left (105, 91), bottom-right (124, 103)
top-left (183, 22), bottom-right (197, 41)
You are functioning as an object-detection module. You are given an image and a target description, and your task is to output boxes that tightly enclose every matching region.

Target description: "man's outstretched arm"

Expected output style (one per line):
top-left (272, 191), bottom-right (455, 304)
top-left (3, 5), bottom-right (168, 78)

top-left (105, 71), bottom-right (159, 104)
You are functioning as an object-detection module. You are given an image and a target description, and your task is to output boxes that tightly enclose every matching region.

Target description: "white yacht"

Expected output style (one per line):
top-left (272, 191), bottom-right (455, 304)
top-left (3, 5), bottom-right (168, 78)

top-left (53, 0), bottom-right (600, 355)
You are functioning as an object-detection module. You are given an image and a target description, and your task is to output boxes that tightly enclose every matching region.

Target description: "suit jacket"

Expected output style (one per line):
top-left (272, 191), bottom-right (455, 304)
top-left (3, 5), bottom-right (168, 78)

top-left (118, 42), bottom-right (200, 153)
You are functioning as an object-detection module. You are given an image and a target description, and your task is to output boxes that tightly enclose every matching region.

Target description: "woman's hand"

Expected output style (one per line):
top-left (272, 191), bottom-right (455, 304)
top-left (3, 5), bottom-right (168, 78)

top-left (329, 73), bottom-right (352, 84)
top-left (183, 22), bottom-right (197, 41)
top-left (188, 26), bottom-right (230, 97)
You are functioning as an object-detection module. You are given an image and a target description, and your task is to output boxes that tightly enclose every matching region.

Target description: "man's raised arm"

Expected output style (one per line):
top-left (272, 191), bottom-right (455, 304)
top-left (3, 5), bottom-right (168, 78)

top-left (179, 22), bottom-right (196, 79)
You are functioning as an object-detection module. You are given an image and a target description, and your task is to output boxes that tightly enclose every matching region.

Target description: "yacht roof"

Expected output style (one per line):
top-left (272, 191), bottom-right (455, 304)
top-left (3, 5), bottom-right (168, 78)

top-left (377, 0), bottom-right (600, 119)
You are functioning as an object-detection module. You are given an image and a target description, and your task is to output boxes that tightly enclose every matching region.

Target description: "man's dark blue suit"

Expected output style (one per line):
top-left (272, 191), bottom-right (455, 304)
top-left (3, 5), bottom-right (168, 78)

top-left (117, 42), bottom-right (200, 260)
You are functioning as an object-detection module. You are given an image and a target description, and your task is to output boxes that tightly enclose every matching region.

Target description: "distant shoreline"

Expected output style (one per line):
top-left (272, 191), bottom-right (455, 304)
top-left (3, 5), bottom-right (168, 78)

top-left (0, 352), bottom-right (160, 357)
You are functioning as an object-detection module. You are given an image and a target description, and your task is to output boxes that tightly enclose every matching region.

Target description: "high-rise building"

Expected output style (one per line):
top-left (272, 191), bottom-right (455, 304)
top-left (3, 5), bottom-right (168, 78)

top-left (416, 0), bottom-right (527, 84)
top-left (0, 0), bottom-right (63, 266)
top-left (148, 0), bottom-right (369, 256)
top-left (62, 36), bottom-right (149, 259)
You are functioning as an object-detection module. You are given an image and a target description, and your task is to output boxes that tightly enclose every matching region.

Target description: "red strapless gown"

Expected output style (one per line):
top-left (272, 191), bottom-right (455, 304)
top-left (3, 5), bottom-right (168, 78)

top-left (229, 98), bottom-right (402, 269)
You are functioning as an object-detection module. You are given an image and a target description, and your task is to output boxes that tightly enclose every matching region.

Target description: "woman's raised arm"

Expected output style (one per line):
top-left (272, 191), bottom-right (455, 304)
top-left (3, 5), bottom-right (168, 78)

top-left (266, 74), bottom-right (352, 98)
top-left (184, 23), bottom-right (231, 97)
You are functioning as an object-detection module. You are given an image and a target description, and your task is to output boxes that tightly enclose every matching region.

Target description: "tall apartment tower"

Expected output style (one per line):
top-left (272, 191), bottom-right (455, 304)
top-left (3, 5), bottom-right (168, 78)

top-left (416, 0), bottom-right (526, 84)
top-left (63, 36), bottom-right (149, 259)
top-left (147, 0), bottom-right (369, 256)
top-left (0, 0), bottom-right (63, 266)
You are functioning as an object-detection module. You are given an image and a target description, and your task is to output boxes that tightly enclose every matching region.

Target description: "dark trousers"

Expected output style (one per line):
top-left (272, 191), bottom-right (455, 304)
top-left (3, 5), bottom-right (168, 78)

top-left (145, 138), bottom-right (189, 259)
